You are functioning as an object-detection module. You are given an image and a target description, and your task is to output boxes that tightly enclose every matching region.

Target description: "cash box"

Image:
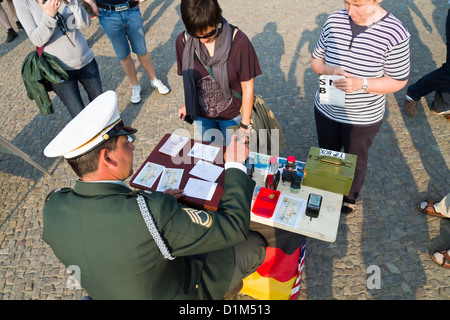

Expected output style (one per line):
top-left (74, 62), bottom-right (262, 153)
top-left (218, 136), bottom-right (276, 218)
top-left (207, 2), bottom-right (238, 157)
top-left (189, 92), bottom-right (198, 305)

top-left (302, 147), bottom-right (357, 195)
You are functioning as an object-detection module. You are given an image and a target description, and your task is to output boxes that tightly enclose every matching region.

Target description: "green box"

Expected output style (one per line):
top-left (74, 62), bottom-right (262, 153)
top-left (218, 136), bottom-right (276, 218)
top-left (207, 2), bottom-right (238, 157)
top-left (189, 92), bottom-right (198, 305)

top-left (302, 147), bottom-right (357, 195)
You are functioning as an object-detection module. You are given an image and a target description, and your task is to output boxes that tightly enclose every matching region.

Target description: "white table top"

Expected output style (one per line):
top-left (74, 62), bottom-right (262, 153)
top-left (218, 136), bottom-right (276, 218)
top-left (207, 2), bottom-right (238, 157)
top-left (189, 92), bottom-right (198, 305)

top-left (250, 173), bottom-right (343, 242)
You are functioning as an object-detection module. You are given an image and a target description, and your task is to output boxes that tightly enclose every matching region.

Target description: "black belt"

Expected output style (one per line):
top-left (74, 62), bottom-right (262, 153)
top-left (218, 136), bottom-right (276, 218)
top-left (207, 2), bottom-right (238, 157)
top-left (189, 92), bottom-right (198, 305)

top-left (96, 0), bottom-right (138, 12)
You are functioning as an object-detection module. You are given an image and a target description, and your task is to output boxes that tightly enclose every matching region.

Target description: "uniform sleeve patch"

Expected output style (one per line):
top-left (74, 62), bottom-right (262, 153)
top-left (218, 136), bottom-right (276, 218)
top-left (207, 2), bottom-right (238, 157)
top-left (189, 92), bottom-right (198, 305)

top-left (182, 208), bottom-right (213, 228)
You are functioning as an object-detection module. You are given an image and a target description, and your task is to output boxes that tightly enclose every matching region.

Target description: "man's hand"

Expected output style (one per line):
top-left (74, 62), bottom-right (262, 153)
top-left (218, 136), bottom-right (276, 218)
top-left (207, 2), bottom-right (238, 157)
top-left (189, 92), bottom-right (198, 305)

top-left (82, 0), bottom-right (99, 16)
top-left (163, 188), bottom-right (185, 200)
top-left (224, 134), bottom-right (249, 164)
top-left (177, 105), bottom-right (187, 121)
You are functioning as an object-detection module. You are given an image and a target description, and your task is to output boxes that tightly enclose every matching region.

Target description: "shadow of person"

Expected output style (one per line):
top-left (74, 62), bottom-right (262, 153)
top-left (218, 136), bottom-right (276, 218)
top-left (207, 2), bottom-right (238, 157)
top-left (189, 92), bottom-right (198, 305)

top-left (251, 22), bottom-right (305, 158)
top-left (252, 22), bottom-right (286, 102)
top-left (281, 12), bottom-right (346, 300)
top-left (358, 0), bottom-right (447, 299)
top-left (0, 26), bottom-right (27, 59)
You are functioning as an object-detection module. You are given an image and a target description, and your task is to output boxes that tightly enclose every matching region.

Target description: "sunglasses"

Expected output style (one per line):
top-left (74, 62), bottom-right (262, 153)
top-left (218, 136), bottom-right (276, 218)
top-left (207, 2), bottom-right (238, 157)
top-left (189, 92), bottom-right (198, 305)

top-left (190, 24), bottom-right (219, 39)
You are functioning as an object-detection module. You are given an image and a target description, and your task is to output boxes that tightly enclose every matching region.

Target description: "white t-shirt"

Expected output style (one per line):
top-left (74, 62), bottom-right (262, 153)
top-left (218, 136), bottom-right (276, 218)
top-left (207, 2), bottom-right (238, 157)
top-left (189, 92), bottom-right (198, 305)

top-left (312, 9), bottom-right (411, 125)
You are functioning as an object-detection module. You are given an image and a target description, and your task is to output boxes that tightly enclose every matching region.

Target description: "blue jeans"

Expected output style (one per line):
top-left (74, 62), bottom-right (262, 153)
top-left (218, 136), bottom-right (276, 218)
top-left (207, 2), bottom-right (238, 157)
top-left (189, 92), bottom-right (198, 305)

top-left (98, 6), bottom-right (147, 61)
top-left (407, 9), bottom-right (450, 112)
top-left (50, 58), bottom-right (103, 118)
top-left (194, 114), bottom-right (242, 145)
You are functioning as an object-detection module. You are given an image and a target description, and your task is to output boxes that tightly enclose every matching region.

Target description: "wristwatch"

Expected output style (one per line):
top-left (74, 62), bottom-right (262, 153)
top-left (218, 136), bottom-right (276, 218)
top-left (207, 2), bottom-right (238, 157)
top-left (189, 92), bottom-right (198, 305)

top-left (239, 122), bottom-right (253, 130)
top-left (362, 78), bottom-right (368, 91)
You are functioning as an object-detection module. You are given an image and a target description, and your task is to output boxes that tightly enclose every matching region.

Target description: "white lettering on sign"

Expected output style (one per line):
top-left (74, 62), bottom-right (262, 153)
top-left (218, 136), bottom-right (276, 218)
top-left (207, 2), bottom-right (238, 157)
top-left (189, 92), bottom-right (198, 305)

top-left (319, 148), bottom-right (345, 160)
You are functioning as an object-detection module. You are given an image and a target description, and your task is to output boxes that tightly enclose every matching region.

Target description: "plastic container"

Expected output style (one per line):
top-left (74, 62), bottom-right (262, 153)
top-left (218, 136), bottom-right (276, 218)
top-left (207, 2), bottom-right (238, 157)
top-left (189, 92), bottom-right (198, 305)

top-left (251, 187), bottom-right (281, 218)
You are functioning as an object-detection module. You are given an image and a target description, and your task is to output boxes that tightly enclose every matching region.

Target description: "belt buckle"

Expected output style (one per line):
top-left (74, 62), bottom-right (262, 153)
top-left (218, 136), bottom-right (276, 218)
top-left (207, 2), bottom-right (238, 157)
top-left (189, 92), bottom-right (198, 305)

top-left (115, 3), bottom-right (129, 12)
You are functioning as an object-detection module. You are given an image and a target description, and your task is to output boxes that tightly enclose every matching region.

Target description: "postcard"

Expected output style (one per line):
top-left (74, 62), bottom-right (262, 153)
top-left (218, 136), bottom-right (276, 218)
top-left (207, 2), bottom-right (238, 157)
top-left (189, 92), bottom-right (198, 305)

top-left (183, 178), bottom-right (217, 201)
top-left (273, 195), bottom-right (306, 228)
top-left (159, 134), bottom-right (190, 157)
top-left (132, 162), bottom-right (165, 188)
top-left (189, 160), bottom-right (224, 182)
top-left (188, 143), bottom-right (220, 162)
top-left (156, 168), bottom-right (184, 192)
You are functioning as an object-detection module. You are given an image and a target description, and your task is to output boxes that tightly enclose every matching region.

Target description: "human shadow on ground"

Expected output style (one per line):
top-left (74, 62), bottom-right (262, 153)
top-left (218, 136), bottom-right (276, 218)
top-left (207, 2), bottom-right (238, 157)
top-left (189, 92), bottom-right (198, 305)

top-left (0, 28), bottom-right (27, 60)
top-left (360, 0), bottom-right (448, 299)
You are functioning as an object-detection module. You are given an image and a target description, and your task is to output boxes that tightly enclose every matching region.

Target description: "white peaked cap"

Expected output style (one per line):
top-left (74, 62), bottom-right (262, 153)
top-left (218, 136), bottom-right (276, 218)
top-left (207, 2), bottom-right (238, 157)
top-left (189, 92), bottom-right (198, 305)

top-left (44, 91), bottom-right (137, 159)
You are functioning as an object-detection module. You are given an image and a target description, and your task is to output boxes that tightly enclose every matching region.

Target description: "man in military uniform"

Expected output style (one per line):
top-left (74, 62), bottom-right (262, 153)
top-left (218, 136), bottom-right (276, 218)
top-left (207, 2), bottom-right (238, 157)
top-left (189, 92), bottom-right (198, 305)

top-left (42, 91), bottom-right (266, 300)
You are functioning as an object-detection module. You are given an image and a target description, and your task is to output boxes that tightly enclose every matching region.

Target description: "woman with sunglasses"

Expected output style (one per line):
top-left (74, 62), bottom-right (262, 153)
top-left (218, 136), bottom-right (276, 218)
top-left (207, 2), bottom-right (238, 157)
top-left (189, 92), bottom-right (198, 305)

top-left (14, 0), bottom-right (103, 118)
top-left (176, 0), bottom-right (261, 145)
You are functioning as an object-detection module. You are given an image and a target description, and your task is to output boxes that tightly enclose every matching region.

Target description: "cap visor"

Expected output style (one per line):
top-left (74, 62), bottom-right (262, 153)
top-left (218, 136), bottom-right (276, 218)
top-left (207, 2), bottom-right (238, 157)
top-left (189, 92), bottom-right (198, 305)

top-left (116, 126), bottom-right (137, 136)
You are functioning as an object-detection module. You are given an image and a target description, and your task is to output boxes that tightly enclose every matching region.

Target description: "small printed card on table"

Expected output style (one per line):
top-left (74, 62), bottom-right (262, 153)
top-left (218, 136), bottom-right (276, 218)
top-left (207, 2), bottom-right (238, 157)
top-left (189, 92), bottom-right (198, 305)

top-left (132, 162), bottom-right (165, 189)
top-left (189, 160), bottom-right (224, 182)
top-left (183, 178), bottom-right (217, 201)
top-left (156, 168), bottom-right (184, 192)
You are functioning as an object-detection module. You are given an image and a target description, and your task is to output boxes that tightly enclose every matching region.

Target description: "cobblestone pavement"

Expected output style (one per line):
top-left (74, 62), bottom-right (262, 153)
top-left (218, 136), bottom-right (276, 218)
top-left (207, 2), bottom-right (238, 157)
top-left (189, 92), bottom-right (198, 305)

top-left (0, 0), bottom-right (449, 300)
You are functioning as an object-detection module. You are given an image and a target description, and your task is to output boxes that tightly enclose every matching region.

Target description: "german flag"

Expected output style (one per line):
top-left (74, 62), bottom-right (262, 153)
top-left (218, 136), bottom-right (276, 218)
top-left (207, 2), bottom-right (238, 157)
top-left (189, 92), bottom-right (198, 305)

top-left (241, 222), bottom-right (306, 300)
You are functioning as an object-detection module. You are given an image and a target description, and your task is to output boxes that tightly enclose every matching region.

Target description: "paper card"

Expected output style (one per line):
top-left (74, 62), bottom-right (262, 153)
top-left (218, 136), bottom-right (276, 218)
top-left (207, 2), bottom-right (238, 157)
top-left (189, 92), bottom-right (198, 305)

top-left (319, 75), bottom-right (345, 107)
top-left (188, 143), bottom-right (220, 162)
top-left (132, 162), bottom-right (165, 188)
top-left (273, 195), bottom-right (307, 228)
top-left (183, 178), bottom-right (217, 201)
top-left (319, 148), bottom-right (346, 160)
top-left (159, 134), bottom-right (189, 157)
top-left (156, 168), bottom-right (184, 192)
top-left (189, 160), bottom-right (224, 182)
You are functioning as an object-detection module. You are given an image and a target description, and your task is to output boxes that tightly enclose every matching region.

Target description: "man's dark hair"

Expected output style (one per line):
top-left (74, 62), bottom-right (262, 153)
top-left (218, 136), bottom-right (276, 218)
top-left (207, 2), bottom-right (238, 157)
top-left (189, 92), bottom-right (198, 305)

top-left (67, 136), bottom-right (119, 178)
top-left (180, 0), bottom-right (222, 36)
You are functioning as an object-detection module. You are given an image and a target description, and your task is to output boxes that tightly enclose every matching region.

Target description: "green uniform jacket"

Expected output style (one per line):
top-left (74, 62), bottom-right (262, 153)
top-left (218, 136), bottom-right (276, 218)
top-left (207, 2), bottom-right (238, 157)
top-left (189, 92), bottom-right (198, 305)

top-left (42, 168), bottom-right (256, 300)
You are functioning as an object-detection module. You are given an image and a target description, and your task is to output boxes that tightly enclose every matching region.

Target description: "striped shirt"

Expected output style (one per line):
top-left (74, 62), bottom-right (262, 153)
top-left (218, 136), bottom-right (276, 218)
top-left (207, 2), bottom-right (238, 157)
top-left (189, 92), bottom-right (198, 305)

top-left (312, 9), bottom-right (410, 125)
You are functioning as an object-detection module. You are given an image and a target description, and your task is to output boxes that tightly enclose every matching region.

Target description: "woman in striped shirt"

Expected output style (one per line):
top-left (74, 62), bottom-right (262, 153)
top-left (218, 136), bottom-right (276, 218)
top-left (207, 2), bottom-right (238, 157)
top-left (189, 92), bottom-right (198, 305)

top-left (311, 0), bottom-right (410, 213)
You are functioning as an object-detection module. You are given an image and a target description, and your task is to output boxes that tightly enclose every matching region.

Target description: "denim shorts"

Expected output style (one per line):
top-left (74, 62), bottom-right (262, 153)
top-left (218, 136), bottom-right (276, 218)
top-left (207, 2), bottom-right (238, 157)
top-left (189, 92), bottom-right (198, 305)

top-left (98, 6), bottom-right (147, 60)
top-left (194, 114), bottom-right (242, 145)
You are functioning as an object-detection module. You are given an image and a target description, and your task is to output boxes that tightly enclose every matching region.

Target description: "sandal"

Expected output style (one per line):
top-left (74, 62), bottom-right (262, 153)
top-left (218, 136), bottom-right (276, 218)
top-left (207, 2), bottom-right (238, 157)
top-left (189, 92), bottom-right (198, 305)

top-left (417, 200), bottom-right (447, 218)
top-left (430, 250), bottom-right (450, 269)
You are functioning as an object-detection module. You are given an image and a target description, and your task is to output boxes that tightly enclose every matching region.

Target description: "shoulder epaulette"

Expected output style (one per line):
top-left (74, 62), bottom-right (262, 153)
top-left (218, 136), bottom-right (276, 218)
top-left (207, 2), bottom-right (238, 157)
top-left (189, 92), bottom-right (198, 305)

top-left (45, 187), bottom-right (72, 202)
top-left (128, 189), bottom-right (154, 199)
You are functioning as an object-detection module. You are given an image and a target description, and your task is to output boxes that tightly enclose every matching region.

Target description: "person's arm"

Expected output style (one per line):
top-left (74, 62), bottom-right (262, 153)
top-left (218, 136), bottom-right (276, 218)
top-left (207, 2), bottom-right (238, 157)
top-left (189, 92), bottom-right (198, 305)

top-left (13, 0), bottom-right (58, 47)
top-left (333, 76), bottom-right (408, 95)
top-left (239, 78), bottom-right (254, 130)
top-left (311, 57), bottom-right (347, 77)
top-left (66, 0), bottom-right (91, 29)
top-left (311, 57), bottom-right (408, 95)
top-left (157, 135), bottom-right (255, 256)
top-left (81, 0), bottom-right (98, 16)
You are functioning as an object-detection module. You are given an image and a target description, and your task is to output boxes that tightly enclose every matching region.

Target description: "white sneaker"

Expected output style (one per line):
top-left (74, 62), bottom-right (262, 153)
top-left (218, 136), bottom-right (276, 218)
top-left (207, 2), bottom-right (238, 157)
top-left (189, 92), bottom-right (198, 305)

top-left (131, 85), bottom-right (141, 104)
top-left (151, 79), bottom-right (170, 95)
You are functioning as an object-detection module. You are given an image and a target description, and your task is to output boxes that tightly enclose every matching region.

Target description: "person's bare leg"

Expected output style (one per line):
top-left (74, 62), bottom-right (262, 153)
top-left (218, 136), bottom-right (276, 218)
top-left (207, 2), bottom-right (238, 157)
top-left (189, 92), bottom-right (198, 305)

top-left (0, 4), bottom-right (13, 29)
top-left (119, 54), bottom-right (139, 86)
top-left (137, 52), bottom-right (169, 94)
top-left (6, 0), bottom-right (19, 23)
top-left (137, 52), bottom-right (156, 81)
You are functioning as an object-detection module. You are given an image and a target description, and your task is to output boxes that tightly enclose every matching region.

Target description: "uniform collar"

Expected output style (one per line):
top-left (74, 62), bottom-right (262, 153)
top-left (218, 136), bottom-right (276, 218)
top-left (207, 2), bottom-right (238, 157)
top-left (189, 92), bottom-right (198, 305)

top-left (73, 179), bottom-right (133, 196)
